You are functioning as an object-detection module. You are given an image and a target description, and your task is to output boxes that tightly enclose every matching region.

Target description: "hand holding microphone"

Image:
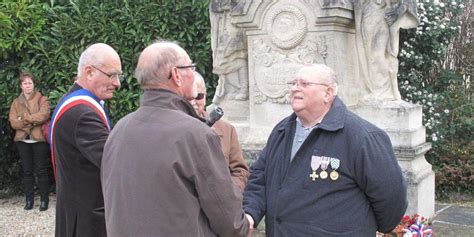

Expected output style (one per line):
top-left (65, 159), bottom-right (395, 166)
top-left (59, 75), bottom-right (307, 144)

top-left (206, 106), bottom-right (224, 127)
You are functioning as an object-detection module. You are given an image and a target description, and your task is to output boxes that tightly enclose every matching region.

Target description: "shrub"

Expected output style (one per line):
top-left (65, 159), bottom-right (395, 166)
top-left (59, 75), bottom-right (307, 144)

top-left (0, 0), bottom-right (214, 193)
top-left (398, 0), bottom-right (472, 197)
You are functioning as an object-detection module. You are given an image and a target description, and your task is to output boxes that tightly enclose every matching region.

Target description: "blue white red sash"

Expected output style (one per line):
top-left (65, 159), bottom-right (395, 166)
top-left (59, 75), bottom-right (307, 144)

top-left (49, 88), bottom-right (111, 178)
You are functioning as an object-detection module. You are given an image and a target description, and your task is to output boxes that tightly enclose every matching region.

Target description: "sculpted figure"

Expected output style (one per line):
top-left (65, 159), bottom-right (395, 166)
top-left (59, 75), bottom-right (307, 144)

top-left (354, 0), bottom-right (419, 101)
top-left (210, 0), bottom-right (249, 104)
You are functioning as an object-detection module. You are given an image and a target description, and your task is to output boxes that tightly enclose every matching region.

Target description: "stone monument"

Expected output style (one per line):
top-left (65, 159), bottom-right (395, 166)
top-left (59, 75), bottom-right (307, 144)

top-left (209, 0), bottom-right (435, 218)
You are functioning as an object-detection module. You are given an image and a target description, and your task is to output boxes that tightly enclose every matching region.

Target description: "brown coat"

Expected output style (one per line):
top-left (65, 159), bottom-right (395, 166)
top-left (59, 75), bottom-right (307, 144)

top-left (102, 89), bottom-right (249, 237)
top-left (9, 91), bottom-right (50, 142)
top-left (211, 118), bottom-right (249, 192)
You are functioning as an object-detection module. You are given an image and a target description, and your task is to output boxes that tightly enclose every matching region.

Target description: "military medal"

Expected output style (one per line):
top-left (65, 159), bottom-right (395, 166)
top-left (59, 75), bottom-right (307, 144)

top-left (329, 158), bottom-right (340, 181)
top-left (309, 170), bottom-right (318, 181)
top-left (310, 156), bottom-right (322, 181)
top-left (319, 157), bottom-right (330, 179)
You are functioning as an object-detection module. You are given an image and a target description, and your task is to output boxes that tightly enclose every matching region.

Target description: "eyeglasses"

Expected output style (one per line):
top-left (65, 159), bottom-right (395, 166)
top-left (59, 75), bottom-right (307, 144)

top-left (90, 65), bottom-right (124, 81)
top-left (287, 80), bottom-right (328, 88)
top-left (168, 63), bottom-right (197, 80)
top-left (194, 93), bottom-right (205, 100)
top-left (176, 63), bottom-right (197, 71)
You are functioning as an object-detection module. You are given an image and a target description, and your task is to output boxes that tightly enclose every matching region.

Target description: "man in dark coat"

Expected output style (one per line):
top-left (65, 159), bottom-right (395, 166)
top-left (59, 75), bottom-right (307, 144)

top-left (51, 43), bottom-right (122, 237)
top-left (101, 41), bottom-right (249, 236)
top-left (243, 64), bottom-right (407, 236)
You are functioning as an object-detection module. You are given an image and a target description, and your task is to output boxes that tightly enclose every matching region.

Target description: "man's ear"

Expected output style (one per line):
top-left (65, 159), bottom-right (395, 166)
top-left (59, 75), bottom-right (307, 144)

top-left (84, 65), bottom-right (94, 81)
top-left (324, 87), bottom-right (334, 103)
top-left (170, 67), bottom-right (182, 86)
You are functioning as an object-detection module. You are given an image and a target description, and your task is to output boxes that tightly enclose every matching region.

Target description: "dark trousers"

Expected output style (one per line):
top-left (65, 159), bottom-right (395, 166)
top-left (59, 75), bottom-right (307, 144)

top-left (16, 141), bottom-right (50, 202)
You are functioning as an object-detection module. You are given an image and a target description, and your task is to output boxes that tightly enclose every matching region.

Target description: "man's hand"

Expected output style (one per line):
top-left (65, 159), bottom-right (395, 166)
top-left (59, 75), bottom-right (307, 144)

top-left (245, 214), bottom-right (254, 237)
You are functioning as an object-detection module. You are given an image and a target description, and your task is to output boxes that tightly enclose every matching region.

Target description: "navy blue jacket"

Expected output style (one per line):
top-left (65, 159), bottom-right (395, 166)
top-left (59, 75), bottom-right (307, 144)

top-left (243, 97), bottom-right (407, 237)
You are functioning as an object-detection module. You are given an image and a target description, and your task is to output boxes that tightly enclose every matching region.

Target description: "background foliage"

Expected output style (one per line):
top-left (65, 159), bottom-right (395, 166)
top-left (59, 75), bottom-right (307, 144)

top-left (398, 0), bottom-right (472, 199)
top-left (0, 0), bottom-right (472, 199)
top-left (0, 0), bottom-right (216, 194)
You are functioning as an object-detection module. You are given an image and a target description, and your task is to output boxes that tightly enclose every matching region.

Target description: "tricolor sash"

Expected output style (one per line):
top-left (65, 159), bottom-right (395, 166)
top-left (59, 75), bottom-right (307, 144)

top-left (49, 89), bottom-right (111, 178)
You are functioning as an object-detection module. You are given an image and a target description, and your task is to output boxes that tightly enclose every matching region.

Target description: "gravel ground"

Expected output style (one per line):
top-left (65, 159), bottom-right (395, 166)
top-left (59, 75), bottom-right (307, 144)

top-left (0, 194), bottom-right (266, 237)
top-left (0, 194), bottom-right (56, 236)
top-left (1, 194), bottom-right (470, 236)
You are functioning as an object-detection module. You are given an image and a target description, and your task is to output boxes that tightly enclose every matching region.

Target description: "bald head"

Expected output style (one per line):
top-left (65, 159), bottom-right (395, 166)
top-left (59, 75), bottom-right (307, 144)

top-left (135, 41), bottom-right (190, 89)
top-left (77, 43), bottom-right (120, 77)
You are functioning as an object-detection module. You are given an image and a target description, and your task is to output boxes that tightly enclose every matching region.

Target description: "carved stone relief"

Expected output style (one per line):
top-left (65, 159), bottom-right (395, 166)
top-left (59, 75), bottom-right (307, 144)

top-left (267, 5), bottom-right (308, 49)
top-left (252, 37), bottom-right (328, 104)
top-left (319, 0), bottom-right (353, 9)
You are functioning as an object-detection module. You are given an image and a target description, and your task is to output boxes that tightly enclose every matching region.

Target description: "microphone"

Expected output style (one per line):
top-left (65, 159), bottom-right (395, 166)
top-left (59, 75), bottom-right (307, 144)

top-left (206, 107), bottom-right (224, 127)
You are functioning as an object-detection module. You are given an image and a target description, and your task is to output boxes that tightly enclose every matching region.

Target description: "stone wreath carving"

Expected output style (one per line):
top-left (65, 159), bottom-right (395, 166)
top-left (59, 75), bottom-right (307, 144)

top-left (267, 5), bottom-right (308, 49)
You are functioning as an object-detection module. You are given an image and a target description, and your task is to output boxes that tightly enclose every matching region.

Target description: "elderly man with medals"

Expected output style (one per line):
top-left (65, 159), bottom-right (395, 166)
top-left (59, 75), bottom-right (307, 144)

top-left (243, 64), bottom-right (407, 236)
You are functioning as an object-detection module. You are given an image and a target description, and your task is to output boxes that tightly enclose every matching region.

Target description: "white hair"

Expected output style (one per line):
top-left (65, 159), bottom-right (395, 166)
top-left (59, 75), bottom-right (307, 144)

top-left (193, 72), bottom-right (205, 88)
top-left (77, 43), bottom-right (118, 77)
top-left (300, 64), bottom-right (338, 95)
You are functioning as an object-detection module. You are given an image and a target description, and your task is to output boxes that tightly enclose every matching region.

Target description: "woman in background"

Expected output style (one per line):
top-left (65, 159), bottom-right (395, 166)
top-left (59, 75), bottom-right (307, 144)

top-left (9, 72), bottom-right (50, 211)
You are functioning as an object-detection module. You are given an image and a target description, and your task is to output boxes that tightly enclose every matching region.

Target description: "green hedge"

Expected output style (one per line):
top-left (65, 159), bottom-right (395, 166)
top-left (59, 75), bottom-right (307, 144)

top-left (1, 1), bottom-right (471, 198)
top-left (0, 0), bottom-right (216, 193)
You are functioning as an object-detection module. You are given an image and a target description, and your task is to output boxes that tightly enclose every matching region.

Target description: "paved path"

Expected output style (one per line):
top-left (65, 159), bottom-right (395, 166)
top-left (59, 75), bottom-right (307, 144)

top-left (433, 203), bottom-right (474, 236)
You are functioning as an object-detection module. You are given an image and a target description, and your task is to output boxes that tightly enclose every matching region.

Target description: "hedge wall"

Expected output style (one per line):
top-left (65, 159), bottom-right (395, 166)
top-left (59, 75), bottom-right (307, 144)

top-left (0, 0), bottom-right (216, 193)
top-left (1, 1), bottom-right (471, 198)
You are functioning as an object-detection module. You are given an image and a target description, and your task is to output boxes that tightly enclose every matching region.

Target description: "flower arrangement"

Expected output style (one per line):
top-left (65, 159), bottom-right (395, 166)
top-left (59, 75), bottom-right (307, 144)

top-left (377, 214), bottom-right (434, 237)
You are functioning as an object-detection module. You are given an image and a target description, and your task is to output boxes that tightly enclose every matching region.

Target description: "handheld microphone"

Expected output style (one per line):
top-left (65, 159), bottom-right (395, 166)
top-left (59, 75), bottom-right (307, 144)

top-left (206, 107), bottom-right (224, 127)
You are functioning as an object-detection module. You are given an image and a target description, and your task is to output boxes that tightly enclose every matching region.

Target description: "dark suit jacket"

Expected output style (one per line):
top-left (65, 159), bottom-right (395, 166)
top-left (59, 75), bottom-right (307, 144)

top-left (53, 83), bottom-right (108, 237)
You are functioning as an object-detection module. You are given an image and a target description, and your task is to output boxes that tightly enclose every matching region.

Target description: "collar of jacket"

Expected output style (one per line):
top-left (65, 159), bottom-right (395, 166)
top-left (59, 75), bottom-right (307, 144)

top-left (141, 88), bottom-right (206, 123)
top-left (277, 96), bottom-right (347, 133)
top-left (70, 83), bottom-right (101, 103)
top-left (18, 90), bottom-right (39, 103)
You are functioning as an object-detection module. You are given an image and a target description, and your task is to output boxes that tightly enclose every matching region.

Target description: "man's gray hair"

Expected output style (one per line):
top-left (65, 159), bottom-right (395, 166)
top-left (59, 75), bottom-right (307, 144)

top-left (304, 64), bottom-right (339, 95)
top-left (135, 40), bottom-right (188, 88)
top-left (193, 71), bottom-right (205, 88)
top-left (77, 43), bottom-right (115, 77)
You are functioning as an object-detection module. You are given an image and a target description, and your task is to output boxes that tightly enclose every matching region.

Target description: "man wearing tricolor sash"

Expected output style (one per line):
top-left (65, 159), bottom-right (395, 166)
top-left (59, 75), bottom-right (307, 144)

top-left (50, 43), bottom-right (122, 237)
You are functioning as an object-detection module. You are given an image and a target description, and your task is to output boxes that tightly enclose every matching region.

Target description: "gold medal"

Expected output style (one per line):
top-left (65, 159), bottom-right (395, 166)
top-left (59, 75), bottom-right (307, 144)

top-left (319, 170), bottom-right (328, 179)
top-left (329, 158), bottom-right (341, 181)
top-left (330, 170), bottom-right (339, 180)
top-left (309, 170), bottom-right (318, 181)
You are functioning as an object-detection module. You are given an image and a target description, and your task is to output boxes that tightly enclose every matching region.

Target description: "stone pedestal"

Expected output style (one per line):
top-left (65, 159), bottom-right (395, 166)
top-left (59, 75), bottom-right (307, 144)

top-left (350, 101), bottom-right (435, 218)
top-left (209, 0), bottom-right (435, 219)
top-left (219, 0), bottom-right (359, 149)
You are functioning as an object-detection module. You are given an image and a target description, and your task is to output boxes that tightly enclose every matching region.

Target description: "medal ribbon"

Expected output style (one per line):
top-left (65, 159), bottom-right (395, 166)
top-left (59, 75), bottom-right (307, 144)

top-left (320, 157), bottom-right (330, 171)
top-left (330, 158), bottom-right (340, 170)
top-left (311, 156), bottom-right (322, 171)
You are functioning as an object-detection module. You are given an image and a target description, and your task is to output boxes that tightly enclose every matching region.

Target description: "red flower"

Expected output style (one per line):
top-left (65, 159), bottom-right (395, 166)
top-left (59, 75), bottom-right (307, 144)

top-left (377, 214), bottom-right (434, 237)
